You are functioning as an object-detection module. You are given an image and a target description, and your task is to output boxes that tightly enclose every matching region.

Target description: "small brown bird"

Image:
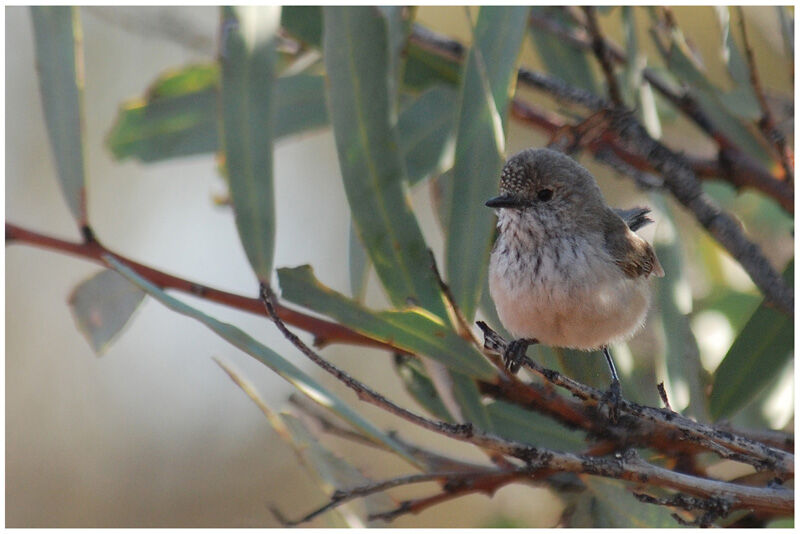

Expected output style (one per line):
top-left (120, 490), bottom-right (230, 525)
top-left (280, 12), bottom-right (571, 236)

top-left (486, 148), bottom-right (664, 402)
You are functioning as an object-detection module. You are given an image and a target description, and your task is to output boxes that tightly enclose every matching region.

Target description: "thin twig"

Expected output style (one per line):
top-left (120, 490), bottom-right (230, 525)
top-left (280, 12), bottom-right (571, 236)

top-left (5, 222), bottom-right (400, 352)
top-left (477, 321), bottom-right (794, 475)
top-left (657, 382), bottom-right (672, 411)
top-left (582, 7), bottom-right (623, 106)
top-left (738, 7), bottom-right (794, 184)
top-left (258, 290), bottom-right (793, 516)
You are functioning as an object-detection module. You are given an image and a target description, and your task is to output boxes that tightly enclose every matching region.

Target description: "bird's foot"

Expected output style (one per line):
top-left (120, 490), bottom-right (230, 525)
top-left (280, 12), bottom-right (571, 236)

top-left (599, 379), bottom-right (623, 423)
top-left (503, 339), bottom-right (535, 374)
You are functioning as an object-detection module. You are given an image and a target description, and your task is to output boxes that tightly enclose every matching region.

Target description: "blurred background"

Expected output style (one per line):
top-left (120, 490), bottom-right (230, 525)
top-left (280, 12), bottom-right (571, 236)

top-left (6, 6), bottom-right (793, 527)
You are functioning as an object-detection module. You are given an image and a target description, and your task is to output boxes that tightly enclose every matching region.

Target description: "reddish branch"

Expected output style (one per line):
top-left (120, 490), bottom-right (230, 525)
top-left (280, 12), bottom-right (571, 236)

top-left (5, 222), bottom-right (397, 352)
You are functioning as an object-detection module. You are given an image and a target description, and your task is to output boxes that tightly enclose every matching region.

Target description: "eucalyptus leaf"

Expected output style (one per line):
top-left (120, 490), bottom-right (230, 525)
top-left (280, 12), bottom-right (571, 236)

top-left (219, 6), bottom-right (281, 284)
top-left (567, 477), bottom-right (680, 527)
top-left (323, 6), bottom-right (449, 319)
top-left (105, 255), bottom-right (417, 466)
top-left (68, 269), bottom-right (146, 355)
top-left (278, 265), bottom-right (495, 380)
top-left (397, 85), bottom-right (457, 185)
top-left (394, 354), bottom-right (454, 422)
top-left (709, 260), bottom-right (794, 420)
top-left (348, 221), bottom-right (370, 302)
top-left (530, 7), bottom-right (598, 95)
top-left (487, 400), bottom-right (586, 451)
top-left (280, 6), bottom-right (322, 47)
top-left (446, 6), bottom-right (529, 322)
top-left (30, 6), bottom-right (88, 225)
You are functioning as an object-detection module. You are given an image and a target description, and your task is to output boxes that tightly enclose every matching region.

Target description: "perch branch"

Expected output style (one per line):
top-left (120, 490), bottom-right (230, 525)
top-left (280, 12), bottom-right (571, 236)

top-left (5, 222), bottom-right (398, 352)
top-left (259, 287), bottom-right (793, 521)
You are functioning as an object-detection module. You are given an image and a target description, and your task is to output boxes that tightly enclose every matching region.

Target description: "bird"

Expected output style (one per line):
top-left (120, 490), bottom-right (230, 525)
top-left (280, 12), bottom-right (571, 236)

top-left (485, 148), bottom-right (664, 406)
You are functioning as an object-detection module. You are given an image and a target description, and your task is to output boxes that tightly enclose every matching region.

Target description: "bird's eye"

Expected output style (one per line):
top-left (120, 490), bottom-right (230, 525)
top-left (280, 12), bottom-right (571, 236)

top-left (537, 188), bottom-right (554, 202)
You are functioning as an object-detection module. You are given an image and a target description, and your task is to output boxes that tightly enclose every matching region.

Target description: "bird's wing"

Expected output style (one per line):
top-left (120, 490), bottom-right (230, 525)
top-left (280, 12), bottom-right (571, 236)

top-left (614, 207), bottom-right (653, 232)
top-left (604, 210), bottom-right (665, 279)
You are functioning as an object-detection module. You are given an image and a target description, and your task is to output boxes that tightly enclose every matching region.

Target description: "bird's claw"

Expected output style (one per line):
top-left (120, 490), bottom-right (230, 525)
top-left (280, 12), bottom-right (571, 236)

top-left (600, 379), bottom-right (623, 422)
top-left (503, 339), bottom-right (530, 374)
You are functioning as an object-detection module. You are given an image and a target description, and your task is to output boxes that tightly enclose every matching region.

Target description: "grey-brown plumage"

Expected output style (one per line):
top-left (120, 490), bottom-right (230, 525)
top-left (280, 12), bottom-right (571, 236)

top-left (486, 148), bottom-right (663, 355)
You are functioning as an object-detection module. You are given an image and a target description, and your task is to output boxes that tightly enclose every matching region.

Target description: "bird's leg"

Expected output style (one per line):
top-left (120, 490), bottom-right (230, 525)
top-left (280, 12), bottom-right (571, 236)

top-left (600, 345), bottom-right (623, 421)
top-left (503, 338), bottom-right (537, 374)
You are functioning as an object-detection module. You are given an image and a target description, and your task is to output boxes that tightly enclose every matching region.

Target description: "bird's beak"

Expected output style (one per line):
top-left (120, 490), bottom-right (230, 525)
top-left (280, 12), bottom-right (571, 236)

top-left (485, 194), bottom-right (527, 209)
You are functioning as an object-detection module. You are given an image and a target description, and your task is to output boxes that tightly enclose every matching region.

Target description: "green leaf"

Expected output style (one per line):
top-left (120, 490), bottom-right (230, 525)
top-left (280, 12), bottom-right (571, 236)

top-left (107, 64), bottom-right (219, 162)
top-left (446, 6), bottom-right (529, 322)
top-left (394, 354), bottom-right (454, 422)
top-left (530, 7), bottom-right (598, 95)
top-left (108, 68), bottom-right (328, 163)
top-left (348, 221), bottom-right (370, 302)
top-left (567, 477), bottom-right (680, 527)
top-left (214, 360), bottom-right (380, 527)
top-left (710, 260), bottom-right (794, 420)
top-left (105, 255), bottom-right (417, 466)
top-left (661, 30), bottom-right (772, 165)
top-left (652, 197), bottom-right (707, 420)
top-left (280, 6), bottom-right (322, 48)
top-left (278, 265), bottom-right (496, 380)
top-left (487, 400), bottom-right (586, 451)
top-left (220, 6), bottom-right (281, 284)
top-left (322, 6), bottom-right (448, 319)
top-left (30, 7), bottom-right (88, 226)
top-left (397, 85), bottom-right (457, 185)
top-left (68, 269), bottom-right (146, 355)
top-left (402, 39), bottom-right (462, 91)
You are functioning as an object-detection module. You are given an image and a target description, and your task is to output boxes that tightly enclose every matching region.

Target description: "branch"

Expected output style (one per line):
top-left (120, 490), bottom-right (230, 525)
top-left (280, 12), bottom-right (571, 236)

top-left (738, 7), bottom-right (794, 184)
top-left (258, 287), bottom-right (793, 520)
top-left (582, 6), bottom-right (623, 106)
top-left (5, 221), bottom-right (397, 352)
top-left (524, 10), bottom-right (793, 212)
top-left (477, 322), bottom-right (794, 476)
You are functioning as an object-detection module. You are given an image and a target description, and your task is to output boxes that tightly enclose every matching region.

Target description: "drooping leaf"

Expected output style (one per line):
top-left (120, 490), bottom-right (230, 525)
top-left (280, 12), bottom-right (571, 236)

top-left (280, 6), bottom-right (323, 48)
top-left (278, 265), bottom-right (496, 380)
top-left (652, 197), bottom-right (707, 420)
top-left (709, 260), bottom-right (794, 420)
top-left (396, 85), bottom-right (457, 185)
top-left (487, 400), bottom-right (586, 451)
top-left (30, 7), bottom-right (88, 226)
top-left (348, 221), bottom-right (370, 302)
top-left (105, 255), bottom-right (417, 466)
top-left (322, 6), bottom-right (449, 319)
top-left (215, 359), bottom-right (391, 527)
top-left (108, 68), bottom-right (328, 163)
top-left (107, 64), bottom-right (219, 162)
top-left (219, 6), bottom-right (280, 284)
top-left (402, 35), bottom-right (462, 91)
top-left (621, 6), bottom-right (661, 138)
top-left (713, 7), bottom-right (760, 120)
top-left (530, 7), bottom-right (598, 95)
top-left (394, 354), bottom-right (454, 422)
top-left (660, 29), bottom-right (772, 165)
top-left (68, 268), bottom-right (146, 355)
top-left (446, 6), bottom-right (529, 322)
top-left (567, 477), bottom-right (680, 527)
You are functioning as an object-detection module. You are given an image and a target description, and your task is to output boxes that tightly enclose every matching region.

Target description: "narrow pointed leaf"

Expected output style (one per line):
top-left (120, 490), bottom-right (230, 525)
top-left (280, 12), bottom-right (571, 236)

top-left (487, 400), bottom-right (586, 451)
top-left (30, 7), bottom-right (88, 225)
top-left (394, 355), bottom-right (453, 421)
top-left (280, 6), bottom-right (322, 48)
top-left (68, 269), bottom-right (146, 355)
top-left (108, 68), bottom-right (328, 163)
top-left (709, 260), bottom-right (794, 420)
top-left (568, 478), bottom-right (680, 527)
top-left (446, 7), bottom-right (529, 322)
top-left (530, 7), bottom-right (598, 95)
top-left (220, 6), bottom-right (281, 284)
top-left (323, 6), bottom-right (448, 319)
top-left (348, 221), bottom-right (370, 302)
top-left (215, 359), bottom-right (390, 527)
top-left (278, 265), bottom-right (496, 380)
top-left (397, 85), bottom-right (457, 185)
top-left (105, 256), bottom-right (417, 466)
